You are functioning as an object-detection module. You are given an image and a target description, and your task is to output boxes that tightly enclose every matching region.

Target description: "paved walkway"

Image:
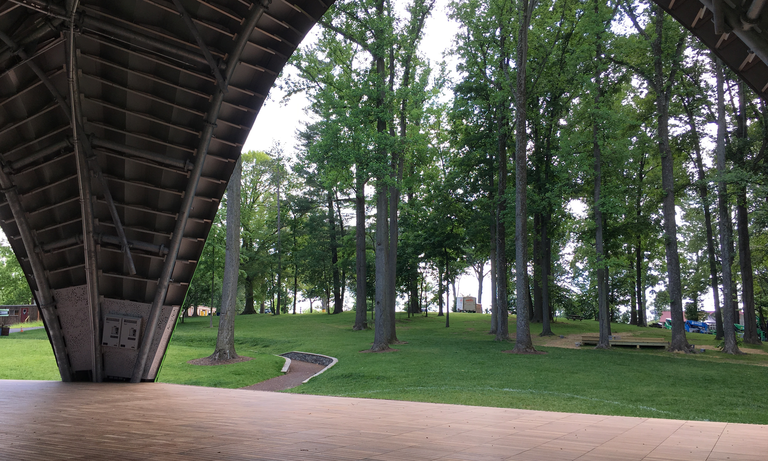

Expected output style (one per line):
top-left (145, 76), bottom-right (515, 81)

top-left (242, 360), bottom-right (325, 391)
top-left (1, 380), bottom-right (766, 460)
top-left (7, 326), bottom-right (44, 334)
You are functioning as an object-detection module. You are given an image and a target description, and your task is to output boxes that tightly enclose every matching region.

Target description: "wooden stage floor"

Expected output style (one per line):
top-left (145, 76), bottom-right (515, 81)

top-left (1, 380), bottom-right (766, 460)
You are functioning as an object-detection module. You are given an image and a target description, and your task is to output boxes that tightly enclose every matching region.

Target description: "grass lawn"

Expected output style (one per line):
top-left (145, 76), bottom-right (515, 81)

top-left (2, 312), bottom-right (768, 424)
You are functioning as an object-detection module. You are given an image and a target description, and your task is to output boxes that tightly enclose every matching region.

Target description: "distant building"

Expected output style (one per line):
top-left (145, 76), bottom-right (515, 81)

top-left (0, 305), bottom-right (40, 326)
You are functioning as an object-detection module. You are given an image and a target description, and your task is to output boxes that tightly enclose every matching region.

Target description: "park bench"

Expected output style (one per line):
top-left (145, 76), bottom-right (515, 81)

top-left (566, 314), bottom-right (583, 321)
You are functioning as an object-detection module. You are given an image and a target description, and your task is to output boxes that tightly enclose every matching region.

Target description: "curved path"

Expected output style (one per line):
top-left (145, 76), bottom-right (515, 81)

top-left (1, 379), bottom-right (766, 460)
top-left (241, 359), bottom-right (324, 391)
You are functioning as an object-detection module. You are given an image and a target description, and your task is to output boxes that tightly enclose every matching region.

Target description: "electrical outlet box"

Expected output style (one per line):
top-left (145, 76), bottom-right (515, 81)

top-left (118, 317), bottom-right (141, 350)
top-left (102, 315), bottom-right (122, 347)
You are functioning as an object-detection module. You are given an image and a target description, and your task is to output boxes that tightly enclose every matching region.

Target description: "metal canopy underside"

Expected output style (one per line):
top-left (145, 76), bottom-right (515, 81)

top-left (655, 0), bottom-right (768, 100)
top-left (0, 0), bottom-right (332, 382)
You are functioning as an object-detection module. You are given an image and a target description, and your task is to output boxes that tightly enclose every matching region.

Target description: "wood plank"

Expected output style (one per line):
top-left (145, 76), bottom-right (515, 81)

top-left (1, 380), bottom-right (765, 460)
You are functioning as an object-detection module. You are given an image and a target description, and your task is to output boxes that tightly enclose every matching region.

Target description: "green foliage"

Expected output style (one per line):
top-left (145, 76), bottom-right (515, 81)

top-left (0, 244), bottom-right (33, 305)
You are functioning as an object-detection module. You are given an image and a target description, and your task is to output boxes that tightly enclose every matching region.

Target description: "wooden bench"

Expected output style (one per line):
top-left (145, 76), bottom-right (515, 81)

top-left (566, 314), bottom-right (583, 321)
top-left (580, 334), bottom-right (668, 348)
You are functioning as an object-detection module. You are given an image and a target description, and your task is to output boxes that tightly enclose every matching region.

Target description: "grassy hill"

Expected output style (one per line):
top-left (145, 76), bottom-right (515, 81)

top-left (3, 312), bottom-right (768, 424)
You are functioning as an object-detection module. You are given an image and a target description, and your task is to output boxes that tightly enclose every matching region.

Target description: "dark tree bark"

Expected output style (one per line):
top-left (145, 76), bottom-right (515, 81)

top-left (630, 253), bottom-right (637, 325)
top-left (651, 7), bottom-right (688, 352)
top-left (532, 212), bottom-right (543, 323)
top-left (540, 212), bottom-right (553, 336)
top-left (437, 263), bottom-right (444, 316)
top-left (593, 0), bottom-right (610, 349)
top-left (489, 173), bottom-right (498, 334)
top-left (328, 190), bottom-right (343, 314)
top-left (734, 81), bottom-right (761, 344)
top-left (715, 58), bottom-right (742, 355)
top-left (371, 147), bottom-right (391, 349)
top-left (209, 158), bottom-right (241, 361)
top-left (634, 151), bottom-right (647, 327)
top-left (512, 0), bottom-right (535, 353)
top-left (241, 274), bottom-right (256, 315)
top-left (594, 106), bottom-right (610, 348)
top-left (386, 155), bottom-right (403, 338)
top-left (682, 95), bottom-right (724, 339)
top-left (353, 174), bottom-right (368, 330)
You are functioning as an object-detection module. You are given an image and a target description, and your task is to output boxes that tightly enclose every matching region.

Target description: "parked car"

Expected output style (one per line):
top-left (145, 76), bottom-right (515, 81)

top-left (684, 320), bottom-right (709, 334)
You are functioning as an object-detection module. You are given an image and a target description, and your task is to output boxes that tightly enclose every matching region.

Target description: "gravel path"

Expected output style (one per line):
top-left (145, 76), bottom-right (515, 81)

top-left (280, 352), bottom-right (333, 366)
top-left (241, 352), bottom-right (335, 392)
top-left (241, 360), bottom-right (324, 392)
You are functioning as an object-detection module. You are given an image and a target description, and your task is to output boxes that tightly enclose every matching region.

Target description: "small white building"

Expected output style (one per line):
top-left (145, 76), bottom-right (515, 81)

top-left (456, 297), bottom-right (480, 313)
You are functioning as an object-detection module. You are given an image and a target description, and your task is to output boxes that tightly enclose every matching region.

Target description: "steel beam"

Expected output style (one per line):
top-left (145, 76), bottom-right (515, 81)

top-left (170, 0), bottom-right (227, 92)
top-left (9, 138), bottom-right (72, 171)
top-left (0, 168), bottom-right (73, 381)
top-left (66, 6), bottom-right (103, 381)
top-left (90, 160), bottom-right (137, 275)
top-left (699, 0), bottom-right (768, 66)
top-left (0, 30), bottom-right (72, 122)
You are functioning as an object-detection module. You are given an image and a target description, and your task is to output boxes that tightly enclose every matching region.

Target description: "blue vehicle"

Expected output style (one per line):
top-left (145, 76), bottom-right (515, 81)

top-left (684, 320), bottom-right (709, 334)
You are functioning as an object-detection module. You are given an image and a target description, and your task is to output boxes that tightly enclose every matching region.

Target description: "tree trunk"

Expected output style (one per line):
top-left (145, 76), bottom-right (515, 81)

top-left (386, 155), bottom-right (403, 339)
top-left (241, 275), bottom-right (256, 315)
top-left (540, 213), bottom-right (553, 336)
top-left (734, 81), bottom-right (761, 344)
top-left (635, 241), bottom-right (644, 326)
top-left (593, 100), bottom-right (610, 343)
top-left (512, 0), bottom-right (535, 353)
top-left (328, 190), bottom-right (343, 314)
top-left (293, 270), bottom-right (298, 315)
top-left (445, 264), bottom-right (451, 328)
top-left (630, 254), bottom-right (637, 325)
top-left (684, 99), bottom-right (724, 339)
top-left (715, 58), bottom-right (741, 355)
top-left (593, 0), bottom-right (610, 350)
top-left (354, 174), bottom-right (368, 330)
top-left (653, 8), bottom-right (688, 352)
top-left (634, 151), bottom-right (647, 328)
top-left (372, 177), bottom-right (391, 351)
top-left (437, 264), bottom-right (444, 316)
top-left (475, 262), bottom-right (484, 310)
top-left (532, 212), bottom-right (543, 323)
top-left (489, 174), bottom-right (498, 334)
top-left (210, 158), bottom-right (241, 361)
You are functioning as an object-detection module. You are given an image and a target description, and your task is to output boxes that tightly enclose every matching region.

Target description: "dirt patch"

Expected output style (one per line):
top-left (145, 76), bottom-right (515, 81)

top-left (188, 355), bottom-right (253, 366)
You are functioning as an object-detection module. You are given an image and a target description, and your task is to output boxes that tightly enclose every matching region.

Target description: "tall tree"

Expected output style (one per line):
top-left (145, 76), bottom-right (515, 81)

top-left (715, 58), bottom-right (741, 355)
top-left (591, 0), bottom-right (610, 349)
top-left (209, 159), bottom-right (241, 361)
top-left (617, 0), bottom-right (689, 351)
top-left (512, 0), bottom-right (537, 353)
top-left (732, 80), bottom-right (761, 344)
top-left (678, 68), bottom-right (725, 338)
